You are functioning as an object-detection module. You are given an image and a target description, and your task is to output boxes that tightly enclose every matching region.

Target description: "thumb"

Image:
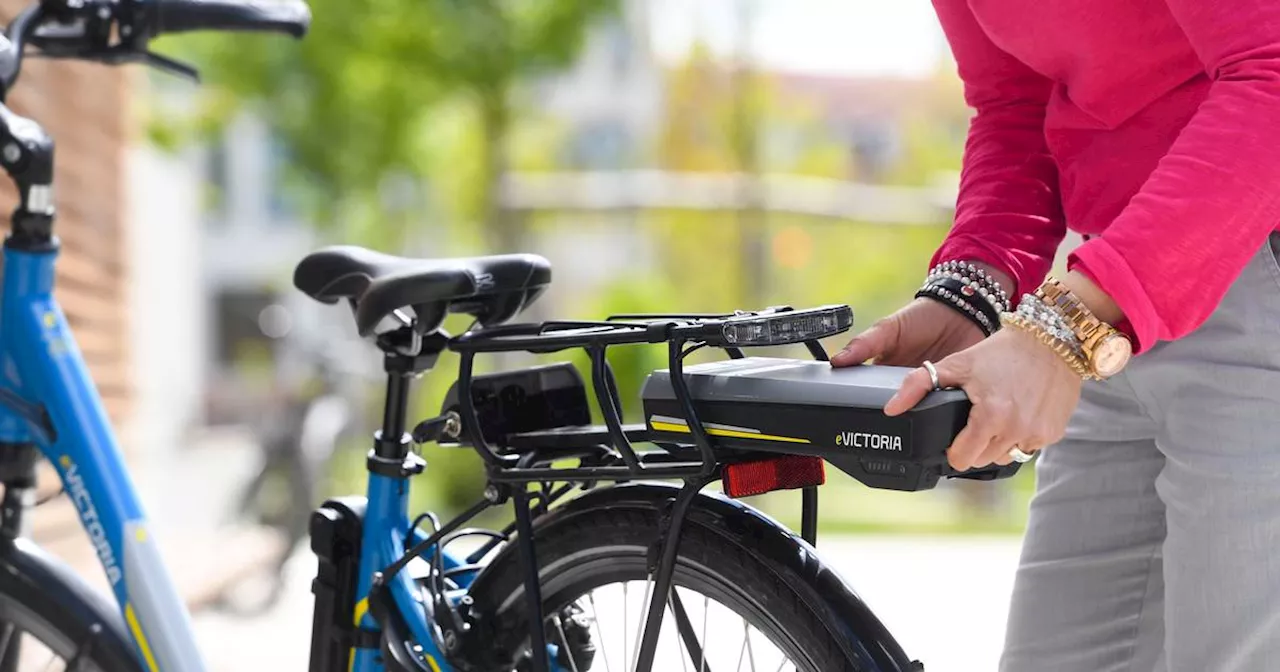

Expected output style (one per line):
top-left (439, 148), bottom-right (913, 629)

top-left (884, 355), bottom-right (964, 416)
top-left (831, 319), bottom-right (896, 367)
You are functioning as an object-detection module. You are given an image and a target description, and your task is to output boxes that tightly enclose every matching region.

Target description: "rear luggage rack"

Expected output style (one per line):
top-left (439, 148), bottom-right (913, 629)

top-left (444, 305), bottom-right (853, 483)
top-left (433, 303), bottom-right (1021, 493)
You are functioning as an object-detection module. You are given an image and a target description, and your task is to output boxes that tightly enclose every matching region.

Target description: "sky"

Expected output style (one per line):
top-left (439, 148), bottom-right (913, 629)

top-left (649, 0), bottom-right (949, 79)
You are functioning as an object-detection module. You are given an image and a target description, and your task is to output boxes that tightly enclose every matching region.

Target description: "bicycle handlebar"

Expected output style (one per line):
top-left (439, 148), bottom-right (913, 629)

top-left (0, 0), bottom-right (309, 245)
top-left (145, 0), bottom-right (310, 38)
top-left (0, 0), bottom-right (311, 93)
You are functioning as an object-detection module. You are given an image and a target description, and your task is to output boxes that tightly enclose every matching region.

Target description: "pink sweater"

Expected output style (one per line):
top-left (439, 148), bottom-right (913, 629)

top-left (929, 0), bottom-right (1280, 353)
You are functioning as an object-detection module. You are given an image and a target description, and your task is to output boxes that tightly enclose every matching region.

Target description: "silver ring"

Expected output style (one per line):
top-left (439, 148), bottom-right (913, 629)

top-left (922, 360), bottom-right (940, 390)
top-left (1008, 446), bottom-right (1034, 463)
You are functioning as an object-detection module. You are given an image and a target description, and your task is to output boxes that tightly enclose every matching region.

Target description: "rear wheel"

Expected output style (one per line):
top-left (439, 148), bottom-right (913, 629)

top-left (470, 505), bottom-right (873, 672)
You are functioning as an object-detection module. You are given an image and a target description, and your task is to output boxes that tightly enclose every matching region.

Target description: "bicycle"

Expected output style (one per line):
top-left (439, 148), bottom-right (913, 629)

top-left (0, 0), bottom-right (309, 669)
top-left (291, 246), bottom-right (1023, 672)
top-left (220, 335), bottom-right (356, 615)
top-left (0, 0), bottom-right (1026, 670)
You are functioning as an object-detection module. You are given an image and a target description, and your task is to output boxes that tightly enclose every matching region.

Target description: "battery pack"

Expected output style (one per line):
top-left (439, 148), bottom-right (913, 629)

top-left (640, 357), bottom-right (1022, 492)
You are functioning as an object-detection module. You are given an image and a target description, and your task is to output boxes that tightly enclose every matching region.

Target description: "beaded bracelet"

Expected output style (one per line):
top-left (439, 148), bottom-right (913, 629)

top-left (923, 271), bottom-right (1008, 313)
top-left (916, 260), bottom-right (1010, 337)
top-left (915, 280), bottom-right (998, 336)
top-left (927, 261), bottom-right (1010, 313)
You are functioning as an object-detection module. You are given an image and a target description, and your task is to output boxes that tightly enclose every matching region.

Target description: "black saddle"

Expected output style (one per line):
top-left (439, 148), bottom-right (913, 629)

top-left (293, 246), bottom-right (552, 336)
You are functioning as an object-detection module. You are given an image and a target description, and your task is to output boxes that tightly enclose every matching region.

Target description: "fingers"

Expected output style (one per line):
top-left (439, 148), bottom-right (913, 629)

top-left (971, 429), bottom-right (1052, 470)
top-left (885, 354), bottom-right (965, 417)
top-left (985, 438), bottom-right (1041, 468)
top-left (947, 393), bottom-right (1009, 470)
top-left (947, 419), bottom-right (999, 472)
top-left (884, 366), bottom-right (935, 416)
top-left (831, 318), bottom-right (898, 367)
top-left (991, 437), bottom-right (1018, 466)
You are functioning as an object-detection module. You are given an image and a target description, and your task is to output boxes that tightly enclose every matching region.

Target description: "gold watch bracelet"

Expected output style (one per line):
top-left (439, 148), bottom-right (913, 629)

top-left (999, 312), bottom-right (1097, 381)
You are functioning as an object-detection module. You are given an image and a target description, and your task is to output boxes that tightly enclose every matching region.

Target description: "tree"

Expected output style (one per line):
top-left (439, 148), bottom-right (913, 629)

top-left (153, 0), bottom-right (617, 250)
top-left (413, 0), bottom-right (617, 252)
top-left (650, 43), bottom-right (852, 313)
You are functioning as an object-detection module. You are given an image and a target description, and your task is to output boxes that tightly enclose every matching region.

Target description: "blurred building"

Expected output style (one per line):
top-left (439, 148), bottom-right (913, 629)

top-left (185, 0), bottom-right (667, 415)
top-left (178, 0), bottom-right (976, 426)
top-left (197, 112), bottom-right (351, 424)
top-left (536, 0), bottom-right (664, 171)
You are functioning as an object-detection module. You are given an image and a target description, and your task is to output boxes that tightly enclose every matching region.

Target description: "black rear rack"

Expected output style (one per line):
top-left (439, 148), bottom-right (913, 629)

top-left (445, 306), bottom-right (849, 484)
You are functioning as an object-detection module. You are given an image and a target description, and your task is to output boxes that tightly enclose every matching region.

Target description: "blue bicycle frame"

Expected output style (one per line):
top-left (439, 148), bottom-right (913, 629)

top-left (0, 246), bottom-right (498, 672)
top-left (0, 244), bottom-right (206, 671)
top-left (0, 241), bottom-right (506, 672)
top-left (347, 471), bottom-right (474, 672)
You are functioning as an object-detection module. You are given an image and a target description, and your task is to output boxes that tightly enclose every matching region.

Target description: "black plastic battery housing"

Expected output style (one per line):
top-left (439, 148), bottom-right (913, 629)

top-left (641, 357), bottom-right (1021, 492)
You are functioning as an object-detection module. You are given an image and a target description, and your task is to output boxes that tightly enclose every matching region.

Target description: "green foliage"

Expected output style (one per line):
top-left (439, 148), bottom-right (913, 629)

top-left (151, 0), bottom-right (618, 243)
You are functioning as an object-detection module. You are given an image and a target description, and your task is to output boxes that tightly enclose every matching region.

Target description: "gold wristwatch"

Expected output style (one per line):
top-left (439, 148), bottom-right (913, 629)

top-left (1037, 277), bottom-right (1132, 378)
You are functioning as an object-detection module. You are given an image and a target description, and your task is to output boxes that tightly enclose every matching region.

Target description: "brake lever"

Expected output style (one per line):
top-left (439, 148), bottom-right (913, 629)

top-left (73, 46), bottom-right (200, 82)
top-left (22, 0), bottom-right (200, 83)
top-left (140, 51), bottom-right (200, 82)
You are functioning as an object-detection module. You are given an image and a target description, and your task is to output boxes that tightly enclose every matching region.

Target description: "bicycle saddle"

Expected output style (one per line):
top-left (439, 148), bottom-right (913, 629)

top-left (293, 245), bottom-right (551, 336)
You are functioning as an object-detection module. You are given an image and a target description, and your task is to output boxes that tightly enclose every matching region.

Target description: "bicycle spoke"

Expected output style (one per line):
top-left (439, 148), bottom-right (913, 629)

top-left (698, 595), bottom-right (709, 672)
top-left (735, 624), bottom-right (749, 672)
top-left (622, 583), bottom-right (630, 672)
top-left (557, 581), bottom-right (800, 672)
top-left (669, 599), bottom-right (690, 672)
top-left (588, 592), bottom-right (612, 672)
top-left (670, 589), bottom-right (711, 672)
top-left (553, 614), bottom-right (581, 672)
top-left (629, 578), bottom-right (654, 672)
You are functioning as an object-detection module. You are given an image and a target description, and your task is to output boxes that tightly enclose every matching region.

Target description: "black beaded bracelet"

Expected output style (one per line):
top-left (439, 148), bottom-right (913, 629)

top-left (927, 261), bottom-right (1010, 313)
top-left (915, 277), bottom-right (1001, 336)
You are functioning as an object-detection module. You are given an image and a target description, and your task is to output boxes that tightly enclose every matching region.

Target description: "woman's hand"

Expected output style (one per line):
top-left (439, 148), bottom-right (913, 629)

top-left (830, 298), bottom-right (986, 368)
top-left (884, 325), bottom-right (1083, 470)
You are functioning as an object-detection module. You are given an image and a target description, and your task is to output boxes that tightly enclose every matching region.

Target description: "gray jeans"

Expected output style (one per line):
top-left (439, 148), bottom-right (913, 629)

top-left (1000, 235), bottom-right (1280, 672)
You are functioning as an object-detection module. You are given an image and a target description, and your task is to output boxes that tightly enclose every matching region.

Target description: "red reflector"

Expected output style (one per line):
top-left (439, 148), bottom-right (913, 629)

top-left (722, 456), bottom-right (825, 498)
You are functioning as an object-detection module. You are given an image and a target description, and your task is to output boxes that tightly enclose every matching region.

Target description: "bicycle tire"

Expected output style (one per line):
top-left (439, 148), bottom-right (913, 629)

top-left (0, 538), bottom-right (143, 671)
top-left (467, 487), bottom-right (901, 672)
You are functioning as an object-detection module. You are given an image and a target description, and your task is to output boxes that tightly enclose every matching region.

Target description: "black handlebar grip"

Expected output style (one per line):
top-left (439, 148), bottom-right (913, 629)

top-left (146, 0), bottom-right (311, 38)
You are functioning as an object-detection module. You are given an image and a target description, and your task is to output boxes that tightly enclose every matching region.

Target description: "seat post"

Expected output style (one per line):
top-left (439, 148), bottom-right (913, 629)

top-left (376, 371), bottom-right (411, 459)
top-left (369, 325), bottom-right (449, 466)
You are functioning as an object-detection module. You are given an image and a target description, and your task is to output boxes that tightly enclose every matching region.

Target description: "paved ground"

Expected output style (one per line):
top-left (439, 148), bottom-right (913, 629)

top-left (191, 534), bottom-right (1021, 672)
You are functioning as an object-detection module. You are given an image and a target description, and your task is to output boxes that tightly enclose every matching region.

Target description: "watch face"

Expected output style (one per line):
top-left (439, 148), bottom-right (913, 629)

top-left (1092, 335), bottom-right (1133, 378)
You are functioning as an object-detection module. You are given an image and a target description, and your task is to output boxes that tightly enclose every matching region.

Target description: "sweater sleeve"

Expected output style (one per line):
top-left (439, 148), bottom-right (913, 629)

top-left (1068, 0), bottom-right (1280, 353)
top-left (928, 0), bottom-right (1067, 299)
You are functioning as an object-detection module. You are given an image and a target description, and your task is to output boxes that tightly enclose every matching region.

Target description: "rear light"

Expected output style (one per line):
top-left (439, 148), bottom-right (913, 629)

top-left (722, 455), bottom-right (825, 498)
top-left (719, 305), bottom-right (852, 347)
